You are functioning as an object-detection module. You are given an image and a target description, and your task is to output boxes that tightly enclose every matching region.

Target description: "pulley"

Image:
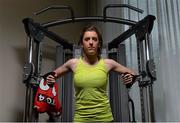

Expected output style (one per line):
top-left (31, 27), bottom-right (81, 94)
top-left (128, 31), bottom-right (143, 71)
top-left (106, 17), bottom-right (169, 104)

top-left (23, 63), bottom-right (34, 82)
top-left (146, 59), bottom-right (156, 80)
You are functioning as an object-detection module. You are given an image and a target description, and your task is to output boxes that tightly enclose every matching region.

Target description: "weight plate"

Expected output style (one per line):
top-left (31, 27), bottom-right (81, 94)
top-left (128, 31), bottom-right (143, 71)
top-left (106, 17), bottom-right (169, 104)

top-left (146, 59), bottom-right (156, 80)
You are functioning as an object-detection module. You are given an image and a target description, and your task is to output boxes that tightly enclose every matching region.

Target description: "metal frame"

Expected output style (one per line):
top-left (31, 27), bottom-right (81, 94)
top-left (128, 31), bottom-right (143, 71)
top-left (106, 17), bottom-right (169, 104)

top-left (55, 46), bottom-right (74, 122)
top-left (108, 15), bottom-right (155, 50)
top-left (22, 4), bottom-right (156, 122)
top-left (136, 31), bottom-right (156, 122)
top-left (108, 45), bottom-right (130, 122)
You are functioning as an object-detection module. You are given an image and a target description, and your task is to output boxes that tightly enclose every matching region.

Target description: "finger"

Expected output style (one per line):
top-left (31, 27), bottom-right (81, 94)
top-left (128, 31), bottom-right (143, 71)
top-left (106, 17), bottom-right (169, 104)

top-left (122, 73), bottom-right (129, 76)
top-left (123, 78), bottom-right (133, 83)
top-left (124, 73), bottom-right (133, 78)
top-left (47, 77), bottom-right (55, 82)
top-left (47, 79), bottom-right (55, 84)
top-left (47, 75), bottom-right (55, 79)
top-left (46, 77), bottom-right (55, 82)
top-left (124, 81), bottom-right (132, 85)
top-left (123, 76), bottom-right (133, 80)
top-left (46, 79), bottom-right (54, 83)
top-left (124, 79), bottom-right (132, 83)
top-left (123, 74), bottom-right (129, 77)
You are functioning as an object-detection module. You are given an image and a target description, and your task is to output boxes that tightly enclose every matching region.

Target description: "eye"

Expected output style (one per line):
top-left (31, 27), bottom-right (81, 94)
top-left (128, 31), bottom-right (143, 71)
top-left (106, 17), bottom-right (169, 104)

top-left (84, 37), bottom-right (90, 41)
top-left (92, 37), bottom-right (98, 41)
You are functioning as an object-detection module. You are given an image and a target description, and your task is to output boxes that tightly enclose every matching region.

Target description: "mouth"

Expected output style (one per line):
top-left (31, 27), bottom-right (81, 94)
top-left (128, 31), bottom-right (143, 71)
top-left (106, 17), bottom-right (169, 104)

top-left (85, 47), bottom-right (97, 55)
top-left (88, 47), bottom-right (95, 50)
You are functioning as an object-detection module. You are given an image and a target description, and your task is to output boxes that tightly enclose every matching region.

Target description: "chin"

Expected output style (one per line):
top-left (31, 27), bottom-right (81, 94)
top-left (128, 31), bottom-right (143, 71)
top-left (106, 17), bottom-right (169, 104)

top-left (88, 53), bottom-right (96, 56)
top-left (84, 49), bottom-right (97, 56)
top-left (87, 52), bottom-right (97, 56)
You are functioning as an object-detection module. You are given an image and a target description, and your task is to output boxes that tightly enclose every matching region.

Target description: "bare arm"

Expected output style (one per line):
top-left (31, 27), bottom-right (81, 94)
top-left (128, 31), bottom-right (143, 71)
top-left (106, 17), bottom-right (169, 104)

top-left (46, 58), bottom-right (77, 84)
top-left (105, 59), bottom-right (135, 74)
top-left (105, 59), bottom-right (136, 85)
top-left (54, 59), bottom-right (77, 77)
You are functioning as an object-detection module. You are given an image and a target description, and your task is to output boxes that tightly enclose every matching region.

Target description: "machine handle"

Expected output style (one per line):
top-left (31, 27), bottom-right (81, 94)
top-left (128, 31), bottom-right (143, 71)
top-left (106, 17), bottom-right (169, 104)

top-left (34, 5), bottom-right (75, 21)
top-left (103, 4), bottom-right (143, 21)
top-left (124, 71), bottom-right (147, 88)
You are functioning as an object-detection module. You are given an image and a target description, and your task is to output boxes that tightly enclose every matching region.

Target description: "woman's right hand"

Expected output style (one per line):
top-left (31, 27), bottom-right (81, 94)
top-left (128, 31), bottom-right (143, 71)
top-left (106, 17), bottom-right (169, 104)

top-left (43, 72), bottom-right (57, 85)
top-left (46, 74), bottom-right (56, 84)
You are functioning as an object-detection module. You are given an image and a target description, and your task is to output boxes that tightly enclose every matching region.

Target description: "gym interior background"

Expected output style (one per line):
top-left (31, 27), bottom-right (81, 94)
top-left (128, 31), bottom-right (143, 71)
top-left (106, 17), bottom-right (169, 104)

top-left (0, 0), bottom-right (180, 121)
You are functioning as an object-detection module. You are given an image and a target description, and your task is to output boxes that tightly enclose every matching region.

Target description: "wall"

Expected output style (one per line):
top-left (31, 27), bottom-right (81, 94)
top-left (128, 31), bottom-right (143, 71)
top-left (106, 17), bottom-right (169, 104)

top-left (0, 0), bottom-right (87, 121)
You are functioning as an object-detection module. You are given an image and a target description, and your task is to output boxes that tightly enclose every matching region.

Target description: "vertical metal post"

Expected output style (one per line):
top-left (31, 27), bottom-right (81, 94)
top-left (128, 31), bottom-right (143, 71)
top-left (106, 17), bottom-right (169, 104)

top-left (144, 33), bottom-right (155, 121)
top-left (64, 49), bottom-right (73, 121)
top-left (109, 49), bottom-right (120, 121)
top-left (109, 44), bottom-right (130, 122)
top-left (137, 38), bottom-right (146, 122)
top-left (24, 36), bottom-right (43, 122)
top-left (117, 44), bottom-right (130, 122)
top-left (24, 36), bottom-right (34, 122)
top-left (56, 45), bottom-right (64, 121)
top-left (56, 46), bottom-right (73, 122)
top-left (30, 40), bottom-right (42, 122)
top-left (136, 32), bottom-right (155, 122)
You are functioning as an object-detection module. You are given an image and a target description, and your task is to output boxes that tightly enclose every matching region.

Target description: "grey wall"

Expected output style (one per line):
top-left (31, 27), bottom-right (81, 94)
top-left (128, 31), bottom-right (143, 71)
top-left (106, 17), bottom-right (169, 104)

top-left (0, 0), bottom-right (87, 121)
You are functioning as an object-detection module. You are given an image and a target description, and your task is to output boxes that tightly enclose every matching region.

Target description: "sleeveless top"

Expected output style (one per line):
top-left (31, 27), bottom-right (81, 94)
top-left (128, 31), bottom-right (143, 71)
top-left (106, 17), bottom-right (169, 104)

top-left (73, 58), bottom-right (113, 122)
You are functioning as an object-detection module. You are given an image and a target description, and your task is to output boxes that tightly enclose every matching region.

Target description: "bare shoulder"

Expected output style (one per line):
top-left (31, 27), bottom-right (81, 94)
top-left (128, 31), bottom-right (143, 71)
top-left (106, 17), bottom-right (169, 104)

top-left (103, 58), bottom-right (116, 72)
top-left (66, 58), bottom-right (78, 64)
top-left (66, 58), bottom-right (79, 72)
top-left (54, 58), bottom-right (79, 76)
top-left (104, 58), bottom-right (117, 65)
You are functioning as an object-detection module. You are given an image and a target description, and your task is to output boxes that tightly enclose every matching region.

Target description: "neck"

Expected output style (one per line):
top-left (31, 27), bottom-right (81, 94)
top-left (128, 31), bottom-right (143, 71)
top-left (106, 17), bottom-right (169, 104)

top-left (82, 54), bottom-right (99, 65)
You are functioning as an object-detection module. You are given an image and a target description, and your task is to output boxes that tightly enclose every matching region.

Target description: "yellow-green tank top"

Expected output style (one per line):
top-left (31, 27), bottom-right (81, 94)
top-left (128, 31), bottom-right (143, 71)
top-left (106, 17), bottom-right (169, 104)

top-left (73, 58), bottom-right (113, 122)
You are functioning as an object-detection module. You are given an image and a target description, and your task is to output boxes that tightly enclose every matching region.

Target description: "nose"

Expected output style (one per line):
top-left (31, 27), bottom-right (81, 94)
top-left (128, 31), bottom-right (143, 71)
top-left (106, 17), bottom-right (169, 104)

top-left (89, 39), bottom-right (93, 45)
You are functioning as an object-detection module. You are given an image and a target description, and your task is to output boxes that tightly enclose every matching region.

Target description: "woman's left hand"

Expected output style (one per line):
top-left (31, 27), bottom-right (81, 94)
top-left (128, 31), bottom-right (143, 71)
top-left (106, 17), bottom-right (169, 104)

top-left (121, 73), bottom-right (134, 85)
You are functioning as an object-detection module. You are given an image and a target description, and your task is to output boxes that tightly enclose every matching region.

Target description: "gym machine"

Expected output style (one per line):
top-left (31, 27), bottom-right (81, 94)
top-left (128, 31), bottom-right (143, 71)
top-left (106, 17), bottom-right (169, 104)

top-left (108, 15), bottom-right (156, 122)
top-left (22, 4), bottom-right (156, 122)
top-left (22, 18), bottom-right (73, 122)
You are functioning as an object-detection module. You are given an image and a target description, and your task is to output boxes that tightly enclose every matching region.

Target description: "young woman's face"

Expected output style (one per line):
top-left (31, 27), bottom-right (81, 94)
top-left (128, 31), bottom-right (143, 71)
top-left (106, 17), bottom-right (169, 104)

top-left (82, 31), bottom-right (100, 56)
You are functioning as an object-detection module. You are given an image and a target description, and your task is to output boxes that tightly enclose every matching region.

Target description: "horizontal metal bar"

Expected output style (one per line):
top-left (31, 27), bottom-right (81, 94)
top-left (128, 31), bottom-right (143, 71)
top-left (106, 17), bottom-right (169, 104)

top-left (42, 16), bottom-right (137, 28)
top-left (108, 15), bottom-right (156, 50)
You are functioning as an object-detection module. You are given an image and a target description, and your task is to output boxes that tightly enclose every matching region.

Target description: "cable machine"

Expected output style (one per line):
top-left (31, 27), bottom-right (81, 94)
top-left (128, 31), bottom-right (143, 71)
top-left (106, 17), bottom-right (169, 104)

top-left (108, 15), bottom-right (156, 122)
top-left (22, 4), bottom-right (156, 122)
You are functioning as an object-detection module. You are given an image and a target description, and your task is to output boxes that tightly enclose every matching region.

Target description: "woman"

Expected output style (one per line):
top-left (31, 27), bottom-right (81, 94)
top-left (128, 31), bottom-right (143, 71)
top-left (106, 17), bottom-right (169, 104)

top-left (46, 25), bottom-right (135, 122)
